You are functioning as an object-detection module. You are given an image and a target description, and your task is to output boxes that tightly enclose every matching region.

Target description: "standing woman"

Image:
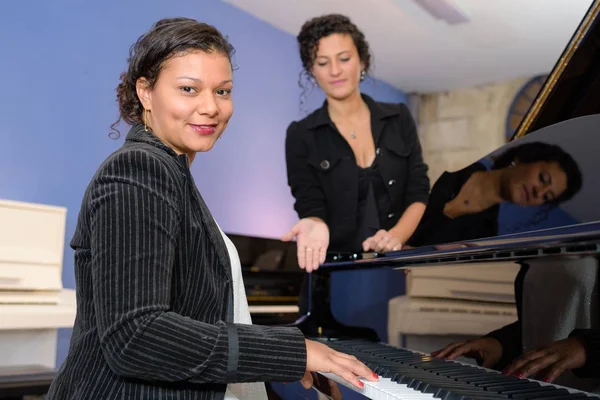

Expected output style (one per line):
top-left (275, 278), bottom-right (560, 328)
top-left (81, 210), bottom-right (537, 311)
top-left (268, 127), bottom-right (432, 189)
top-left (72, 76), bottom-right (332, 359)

top-left (282, 14), bottom-right (430, 274)
top-left (46, 17), bottom-right (375, 400)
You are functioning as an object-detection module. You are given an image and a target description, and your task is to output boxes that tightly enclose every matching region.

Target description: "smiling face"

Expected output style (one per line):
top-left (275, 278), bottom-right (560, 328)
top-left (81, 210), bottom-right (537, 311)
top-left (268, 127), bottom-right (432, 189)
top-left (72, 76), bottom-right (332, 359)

top-left (136, 49), bottom-right (233, 159)
top-left (310, 33), bottom-right (364, 101)
top-left (501, 160), bottom-right (568, 206)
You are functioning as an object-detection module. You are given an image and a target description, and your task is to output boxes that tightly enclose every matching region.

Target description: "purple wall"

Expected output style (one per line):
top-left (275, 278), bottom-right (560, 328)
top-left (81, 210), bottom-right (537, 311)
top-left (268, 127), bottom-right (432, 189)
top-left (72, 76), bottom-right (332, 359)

top-left (0, 0), bottom-right (407, 368)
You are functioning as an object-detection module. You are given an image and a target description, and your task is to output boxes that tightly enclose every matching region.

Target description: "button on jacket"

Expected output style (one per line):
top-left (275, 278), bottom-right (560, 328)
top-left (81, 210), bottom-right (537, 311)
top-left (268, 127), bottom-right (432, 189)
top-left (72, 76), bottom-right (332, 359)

top-left (285, 94), bottom-right (430, 250)
top-left (47, 124), bottom-right (307, 400)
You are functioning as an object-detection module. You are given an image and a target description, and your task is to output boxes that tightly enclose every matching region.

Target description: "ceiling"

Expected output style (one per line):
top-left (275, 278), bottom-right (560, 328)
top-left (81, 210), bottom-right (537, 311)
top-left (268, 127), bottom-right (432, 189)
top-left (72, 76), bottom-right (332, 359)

top-left (223, 0), bottom-right (595, 93)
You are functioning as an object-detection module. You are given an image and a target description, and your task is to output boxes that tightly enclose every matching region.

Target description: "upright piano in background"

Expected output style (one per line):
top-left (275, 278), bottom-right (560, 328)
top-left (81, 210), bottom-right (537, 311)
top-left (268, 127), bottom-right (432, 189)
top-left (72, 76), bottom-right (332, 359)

top-left (226, 233), bottom-right (304, 325)
top-left (0, 199), bottom-right (76, 399)
top-left (287, 1), bottom-right (600, 399)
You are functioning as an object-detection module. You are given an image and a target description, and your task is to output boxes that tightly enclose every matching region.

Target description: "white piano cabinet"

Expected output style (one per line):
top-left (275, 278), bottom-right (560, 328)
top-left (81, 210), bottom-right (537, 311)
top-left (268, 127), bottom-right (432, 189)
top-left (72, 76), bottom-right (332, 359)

top-left (0, 198), bottom-right (67, 293)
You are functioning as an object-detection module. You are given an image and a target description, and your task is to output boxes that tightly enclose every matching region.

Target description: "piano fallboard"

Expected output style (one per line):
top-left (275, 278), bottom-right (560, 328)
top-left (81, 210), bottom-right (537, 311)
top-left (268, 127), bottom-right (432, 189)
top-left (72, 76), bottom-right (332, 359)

top-left (321, 221), bottom-right (600, 271)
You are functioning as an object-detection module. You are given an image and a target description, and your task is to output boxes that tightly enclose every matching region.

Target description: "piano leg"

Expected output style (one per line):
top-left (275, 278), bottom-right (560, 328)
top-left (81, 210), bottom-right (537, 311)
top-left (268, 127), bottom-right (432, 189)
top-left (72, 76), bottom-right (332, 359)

top-left (288, 271), bottom-right (380, 342)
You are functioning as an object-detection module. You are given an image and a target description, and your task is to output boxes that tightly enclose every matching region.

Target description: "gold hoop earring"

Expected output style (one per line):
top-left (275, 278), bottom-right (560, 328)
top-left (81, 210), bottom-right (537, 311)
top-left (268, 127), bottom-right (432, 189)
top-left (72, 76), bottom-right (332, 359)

top-left (143, 109), bottom-right (150, 132)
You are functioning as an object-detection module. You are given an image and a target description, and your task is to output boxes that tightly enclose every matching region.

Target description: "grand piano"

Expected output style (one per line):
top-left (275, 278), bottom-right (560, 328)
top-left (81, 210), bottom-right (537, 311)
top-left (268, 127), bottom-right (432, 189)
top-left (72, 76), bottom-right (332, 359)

top-left (226, 232), bottom-right (304, 325)
top-left (285, 0), bottom-right (600, 399)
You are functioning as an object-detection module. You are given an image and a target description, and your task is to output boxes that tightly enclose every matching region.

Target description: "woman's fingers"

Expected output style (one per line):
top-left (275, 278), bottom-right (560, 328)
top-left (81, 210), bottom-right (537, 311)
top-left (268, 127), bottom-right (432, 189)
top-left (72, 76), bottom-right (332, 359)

top-left (299, 370), bottom-right (313, 389)
top-left (304, 247), bottom-right (316, 272)
top-left (504, 349), bottom-right (547, 376)
top-left (543, 359), bottom-right (570, 383)
top-left (507, 353), bottom-right (559, 379)
top-left (297, 243), bottom-right (307, 270)
top-left (328, 356), bottom-right (377, 389)
top-left (432, 341), bottom-right (465, 358)
top-left (334, 353), bottom-right (379, 381)
top-left (304, 243), bottom-right (325, 272)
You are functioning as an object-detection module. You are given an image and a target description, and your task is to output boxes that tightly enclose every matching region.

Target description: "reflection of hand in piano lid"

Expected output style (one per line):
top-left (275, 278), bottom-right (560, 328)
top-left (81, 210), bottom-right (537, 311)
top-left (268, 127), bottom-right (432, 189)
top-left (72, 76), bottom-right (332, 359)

top-left (432, 243), bottom-right (474, 251)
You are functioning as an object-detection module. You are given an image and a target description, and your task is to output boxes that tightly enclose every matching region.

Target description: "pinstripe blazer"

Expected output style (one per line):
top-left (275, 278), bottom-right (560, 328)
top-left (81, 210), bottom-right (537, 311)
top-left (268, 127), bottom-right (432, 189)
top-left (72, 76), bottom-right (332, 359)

top-left (47, 124), bottom-right (307, 400)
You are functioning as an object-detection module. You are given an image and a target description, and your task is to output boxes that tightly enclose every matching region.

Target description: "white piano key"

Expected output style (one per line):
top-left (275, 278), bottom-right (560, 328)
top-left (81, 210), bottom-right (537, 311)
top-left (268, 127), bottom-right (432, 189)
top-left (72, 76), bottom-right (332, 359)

top-left (318, 372), bottom-right (436, 399)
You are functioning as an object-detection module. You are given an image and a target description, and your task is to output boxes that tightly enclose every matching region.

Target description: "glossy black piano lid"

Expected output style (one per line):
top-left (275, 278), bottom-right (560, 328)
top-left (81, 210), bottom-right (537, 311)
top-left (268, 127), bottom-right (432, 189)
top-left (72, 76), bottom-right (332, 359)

top-left (225, 232), bottom-right (305, 307)
top-left (323, 113), bottom-right (600, 270)
top-left (225, 232), bottom-right (299, 271)
top-left (323, 0), bottom-right (600, 269)
top-left (512, 0), bottom-right (600, 140)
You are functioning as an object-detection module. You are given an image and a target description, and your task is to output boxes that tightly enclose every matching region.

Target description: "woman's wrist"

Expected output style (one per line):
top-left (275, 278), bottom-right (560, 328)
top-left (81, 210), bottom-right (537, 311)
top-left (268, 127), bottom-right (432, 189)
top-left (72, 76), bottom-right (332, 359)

top-left (388, 226), bottom-right (409, 244)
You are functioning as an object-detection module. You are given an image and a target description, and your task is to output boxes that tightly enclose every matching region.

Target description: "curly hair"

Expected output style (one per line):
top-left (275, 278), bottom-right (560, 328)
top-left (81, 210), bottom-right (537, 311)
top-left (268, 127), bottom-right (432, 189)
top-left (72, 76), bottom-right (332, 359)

top-left (491, 141), bottom-right (583, 205)
top-left (296, 14), bottom-right (371, 111)
top-left (110, 17), bottom-right (235, 138)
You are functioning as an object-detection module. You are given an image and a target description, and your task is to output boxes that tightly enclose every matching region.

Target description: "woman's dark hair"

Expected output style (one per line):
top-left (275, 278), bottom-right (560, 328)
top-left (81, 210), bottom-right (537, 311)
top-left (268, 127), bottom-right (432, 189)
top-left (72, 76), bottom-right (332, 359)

top-left (110, 17), bottom-right (235, 138)
top-left (491, 141), bottom-right (583, 205)
top-left (296, 14), bottom-right (371, 111)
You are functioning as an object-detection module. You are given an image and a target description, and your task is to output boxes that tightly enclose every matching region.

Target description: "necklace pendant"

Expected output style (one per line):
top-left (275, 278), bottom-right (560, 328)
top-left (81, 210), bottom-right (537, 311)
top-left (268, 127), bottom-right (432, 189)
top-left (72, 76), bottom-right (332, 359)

top-left (350, 130), bottom-right (356, 139)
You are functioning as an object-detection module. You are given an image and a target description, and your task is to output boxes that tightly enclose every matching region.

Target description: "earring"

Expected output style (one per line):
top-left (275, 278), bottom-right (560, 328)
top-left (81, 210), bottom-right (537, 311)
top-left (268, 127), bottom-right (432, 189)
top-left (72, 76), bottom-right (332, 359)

top-left (510, 161), bottom-right (516, 168)
top-left (143, 109), bottom-right (150, 132)
top-left (360, 70), bottom-right (366, 82)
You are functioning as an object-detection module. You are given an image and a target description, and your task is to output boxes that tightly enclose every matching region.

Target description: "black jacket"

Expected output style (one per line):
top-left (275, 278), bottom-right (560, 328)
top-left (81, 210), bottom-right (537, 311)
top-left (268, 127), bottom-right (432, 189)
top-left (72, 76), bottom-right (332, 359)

top-left (406, 163), bottom-right (499, 247)
top-left (47, 124), bottom-right (306, 400)
top-left (285, 94), bottom-right (430, 250)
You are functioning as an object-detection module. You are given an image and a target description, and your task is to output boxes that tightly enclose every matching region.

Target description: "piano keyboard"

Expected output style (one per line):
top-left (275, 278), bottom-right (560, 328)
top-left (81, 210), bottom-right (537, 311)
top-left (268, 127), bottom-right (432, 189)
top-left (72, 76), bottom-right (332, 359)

top-left (318, 340), bottom-right (599, 399)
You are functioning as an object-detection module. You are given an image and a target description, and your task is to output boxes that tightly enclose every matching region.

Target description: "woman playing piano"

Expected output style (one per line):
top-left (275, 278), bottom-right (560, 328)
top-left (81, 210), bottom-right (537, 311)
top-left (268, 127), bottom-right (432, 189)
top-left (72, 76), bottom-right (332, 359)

top-left (282, 14), bottom-right (430, 275)
top-left (45, 17), bottom-right (377, 400)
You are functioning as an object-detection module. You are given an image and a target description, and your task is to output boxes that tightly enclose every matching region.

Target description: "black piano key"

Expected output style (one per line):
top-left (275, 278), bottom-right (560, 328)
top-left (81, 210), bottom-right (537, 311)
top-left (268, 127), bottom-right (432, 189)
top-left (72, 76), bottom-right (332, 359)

top-left (485, 381), bottom-right (541, 393)
top-left (382, 369), bottom-right (398, 379)
top-left (445, 371), bottom-right (492, 380)
top-left (422, 385), bottom-right (450, 398)
top-left (468, 375), bottom-right (521, 385)
top-left (427, 387), bottom-right (473, 400)
top-left (444, 388), bottom-right (509, 399)
top-left (511, 388), bottom-right (570, 399)
top-left (410, 380), bottom-right (429, 391)
top-left (424, 365), bottom-right (475, 373)
top-left (409, 360), bottom-right (454, 368)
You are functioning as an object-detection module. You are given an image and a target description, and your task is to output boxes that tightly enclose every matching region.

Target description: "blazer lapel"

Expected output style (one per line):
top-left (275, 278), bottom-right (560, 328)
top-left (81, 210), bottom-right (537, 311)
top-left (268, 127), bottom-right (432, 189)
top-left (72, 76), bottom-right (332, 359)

top-left (192, 182), bottom-right (232, 279)
top-left (176, 156), bottom-right (232, 282)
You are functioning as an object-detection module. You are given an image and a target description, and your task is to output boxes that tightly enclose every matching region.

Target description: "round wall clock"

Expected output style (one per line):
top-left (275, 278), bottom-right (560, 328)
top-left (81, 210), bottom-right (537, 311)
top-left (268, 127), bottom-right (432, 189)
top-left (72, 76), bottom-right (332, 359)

top-left (505, 74), bottom-right (547, 142)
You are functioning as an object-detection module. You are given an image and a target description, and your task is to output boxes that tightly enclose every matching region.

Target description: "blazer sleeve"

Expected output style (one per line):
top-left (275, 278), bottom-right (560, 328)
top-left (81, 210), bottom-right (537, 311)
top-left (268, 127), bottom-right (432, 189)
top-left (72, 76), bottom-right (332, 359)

top-left (484, 263), bottom-right (528, 370)
top-left (569, 331), bottom-right (600, 377)
top-left (285, 121), bottom-right (327, 221)
top-left (89, 150), bottom-right (307, 384)
top-left (484, 321), bottom-right (522, 370)
top-left (398, 104), bottom-right (430, 206)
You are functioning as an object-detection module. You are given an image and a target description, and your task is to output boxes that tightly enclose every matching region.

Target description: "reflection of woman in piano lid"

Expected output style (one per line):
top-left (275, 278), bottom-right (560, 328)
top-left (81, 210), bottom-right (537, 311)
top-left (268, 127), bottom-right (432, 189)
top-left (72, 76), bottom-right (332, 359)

top-left (406, 141), bottom-right (583, 248)
top-left (281, 14), bottom-right (430, 272)
top-left (45, 17), bottom-right (377, 400)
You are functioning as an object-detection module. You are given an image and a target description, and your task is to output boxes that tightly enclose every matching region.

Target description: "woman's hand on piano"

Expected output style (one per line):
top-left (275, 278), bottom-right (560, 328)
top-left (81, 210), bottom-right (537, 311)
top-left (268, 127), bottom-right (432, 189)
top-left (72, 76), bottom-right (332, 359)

top-left (501, 337), bottom-right (586, 382)
top-left (431, 337), bottom-right (503, 368)
top-left (362, 229), bottom-right (403, 253)
top-left (282, 217), bottom-right (330, 272)
top-left (302, 339), bottom-right (378, 390)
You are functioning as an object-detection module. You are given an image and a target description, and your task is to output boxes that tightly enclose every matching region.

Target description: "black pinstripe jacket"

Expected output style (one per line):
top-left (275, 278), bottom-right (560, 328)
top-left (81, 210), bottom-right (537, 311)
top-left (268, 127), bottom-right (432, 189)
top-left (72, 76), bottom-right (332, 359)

top-left (47, 124), bottom-right (307, 399)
